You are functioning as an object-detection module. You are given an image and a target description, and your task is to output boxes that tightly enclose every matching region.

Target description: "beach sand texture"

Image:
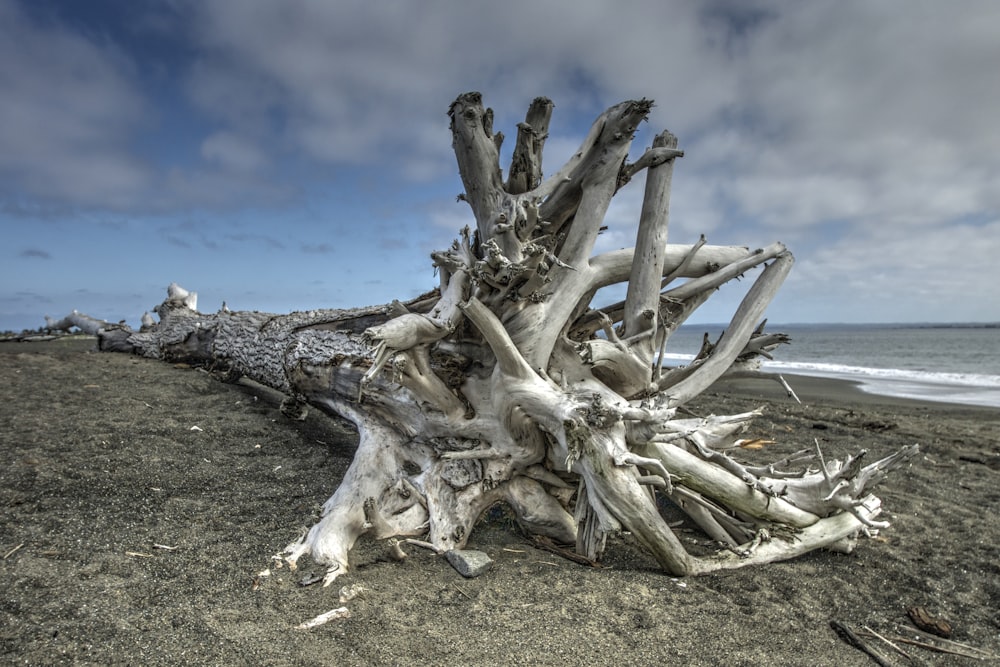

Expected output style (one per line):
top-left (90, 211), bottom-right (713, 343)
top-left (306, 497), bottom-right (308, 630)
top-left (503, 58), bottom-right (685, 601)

top-left (2, 338), bottom-right (998, 665)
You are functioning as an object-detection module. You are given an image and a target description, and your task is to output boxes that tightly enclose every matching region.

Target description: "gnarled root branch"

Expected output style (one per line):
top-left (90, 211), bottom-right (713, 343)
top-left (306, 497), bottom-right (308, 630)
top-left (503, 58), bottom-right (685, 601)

top-left (282, 411), bottom-right (429, 586)
top-left (763, 443), bottom-right (921, 528)
top-left (688, 496), bottom-right (884, 574)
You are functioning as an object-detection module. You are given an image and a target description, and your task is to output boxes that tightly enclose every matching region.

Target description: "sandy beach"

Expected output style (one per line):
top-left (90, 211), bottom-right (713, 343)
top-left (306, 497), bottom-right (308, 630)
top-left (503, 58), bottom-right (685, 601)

top-left (2, 337), bottom-right (998, 665)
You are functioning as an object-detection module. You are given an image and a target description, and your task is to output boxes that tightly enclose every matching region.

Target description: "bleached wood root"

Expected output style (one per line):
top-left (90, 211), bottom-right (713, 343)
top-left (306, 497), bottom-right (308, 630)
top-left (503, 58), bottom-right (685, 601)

top-left (57, 91), bottom-right (921, 586)
top-left (575, 430), bottom-right (693, 575)
top-left (658, 251), bottom-right (794, 405)
top-left (502, 476), bottom-right (576, 543)
top-left (766, 443), bottom-right (920, 528)
top-left (640, 441), bottom-right (821, 527)
top-left (45, 310), bottom-right (112, 335)
top-left (688, 496), bottom-right (882, 574)
top-left (283, 408), bottom-right (430, 586)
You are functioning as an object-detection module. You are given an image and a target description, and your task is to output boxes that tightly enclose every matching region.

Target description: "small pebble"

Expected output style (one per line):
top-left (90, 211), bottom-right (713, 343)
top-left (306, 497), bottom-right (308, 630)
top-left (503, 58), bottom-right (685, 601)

top-left (298, 573), bottom-right (323, 587)
top-left (445, 549), bottom-right (493, 577)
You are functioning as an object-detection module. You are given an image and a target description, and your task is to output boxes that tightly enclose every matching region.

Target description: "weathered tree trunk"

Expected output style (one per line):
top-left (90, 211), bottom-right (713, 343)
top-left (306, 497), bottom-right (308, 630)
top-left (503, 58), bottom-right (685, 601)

top-left (49, 92), bottom-right (917, 585)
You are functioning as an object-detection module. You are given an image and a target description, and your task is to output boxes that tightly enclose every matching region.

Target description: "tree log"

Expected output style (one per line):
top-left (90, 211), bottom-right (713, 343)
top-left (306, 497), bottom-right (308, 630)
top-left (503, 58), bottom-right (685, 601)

top-left (45, 92), bottom-right (918, 584)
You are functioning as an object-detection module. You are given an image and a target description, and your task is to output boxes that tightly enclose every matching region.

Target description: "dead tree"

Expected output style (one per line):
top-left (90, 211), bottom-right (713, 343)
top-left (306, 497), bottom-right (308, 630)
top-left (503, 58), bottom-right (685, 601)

top-left (50, 93), bottom-right (917, 585)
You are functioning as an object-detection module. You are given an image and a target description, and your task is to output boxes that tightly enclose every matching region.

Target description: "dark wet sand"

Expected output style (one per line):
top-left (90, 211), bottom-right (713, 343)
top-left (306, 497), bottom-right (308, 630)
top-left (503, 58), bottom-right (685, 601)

top-left (2, 337), bottom-right (998, 665)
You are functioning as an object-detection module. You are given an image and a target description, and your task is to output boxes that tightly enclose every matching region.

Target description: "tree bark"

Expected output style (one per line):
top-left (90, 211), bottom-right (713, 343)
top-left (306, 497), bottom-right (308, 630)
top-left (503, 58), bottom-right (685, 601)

top-left (47, 92), bottom-right (918, 584)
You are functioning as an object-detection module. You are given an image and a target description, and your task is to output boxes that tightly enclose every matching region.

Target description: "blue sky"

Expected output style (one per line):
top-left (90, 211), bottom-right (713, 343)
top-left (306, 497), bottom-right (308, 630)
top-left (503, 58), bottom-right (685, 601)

top-left (2, 0), bottom-right (999, 331)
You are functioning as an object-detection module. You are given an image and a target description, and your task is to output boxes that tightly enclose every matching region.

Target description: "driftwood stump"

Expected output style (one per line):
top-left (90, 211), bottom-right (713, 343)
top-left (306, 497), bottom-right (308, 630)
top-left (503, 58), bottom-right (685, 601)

top-left (46, 93), bottom-right (917, 585)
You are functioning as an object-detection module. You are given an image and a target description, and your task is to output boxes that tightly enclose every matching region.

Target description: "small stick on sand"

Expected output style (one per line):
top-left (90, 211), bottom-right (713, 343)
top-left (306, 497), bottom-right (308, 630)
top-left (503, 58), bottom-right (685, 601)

top-left (859, 626), bottom-right (913, 661)
top-left (884, 626), bottom-right (999, 660)
top-left (295, 607), bottom-right (351, 630)
top-left (3, 543), bottom-right (24, 559)
top-left (830, 620), bottom-right (897, 667)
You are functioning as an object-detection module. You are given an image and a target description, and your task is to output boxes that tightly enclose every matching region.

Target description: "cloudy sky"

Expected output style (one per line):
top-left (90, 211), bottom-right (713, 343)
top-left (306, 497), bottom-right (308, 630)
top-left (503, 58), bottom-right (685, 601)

top-left (2, 0), bottom-right (998, 331)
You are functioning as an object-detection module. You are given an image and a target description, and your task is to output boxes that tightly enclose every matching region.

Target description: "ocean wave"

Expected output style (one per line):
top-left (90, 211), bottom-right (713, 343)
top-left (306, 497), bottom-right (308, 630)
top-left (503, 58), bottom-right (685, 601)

top-left (659, 353), bottom-right (1000, 407)
top-left (761, 360), bottom-right (1000, 389)
top-left (660, 353), bottom-right (1000, 388)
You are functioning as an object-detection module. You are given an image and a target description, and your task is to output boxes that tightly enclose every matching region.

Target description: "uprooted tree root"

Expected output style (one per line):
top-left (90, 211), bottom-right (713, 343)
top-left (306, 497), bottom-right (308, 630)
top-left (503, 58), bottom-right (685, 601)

top-left (46, 92), bottom-right (918, 585)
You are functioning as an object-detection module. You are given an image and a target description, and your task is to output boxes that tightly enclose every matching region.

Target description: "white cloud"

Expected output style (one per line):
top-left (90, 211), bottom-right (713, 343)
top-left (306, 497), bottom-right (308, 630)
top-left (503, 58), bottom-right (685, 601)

top-left (200, 131), bottom-right (267, 173)
top-left (692, 1), bottom-right (1000, 234)
top-left (0, 0), bottom-right (153, 209)
top-left (779, 218), bottom-right (1000, 322)
top-left (181, 1), bottom-right (732, 178)
top-left (8, 0), bottom-right (998, 230)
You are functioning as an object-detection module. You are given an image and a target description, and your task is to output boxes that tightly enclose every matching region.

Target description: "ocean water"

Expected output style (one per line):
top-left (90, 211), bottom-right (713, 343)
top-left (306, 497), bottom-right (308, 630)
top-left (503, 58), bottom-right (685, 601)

top-left (661, 324), bottom-right (1000, 408)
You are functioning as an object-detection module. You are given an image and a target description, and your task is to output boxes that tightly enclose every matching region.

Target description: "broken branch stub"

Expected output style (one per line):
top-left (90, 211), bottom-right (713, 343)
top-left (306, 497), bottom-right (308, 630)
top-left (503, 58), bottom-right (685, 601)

top-left (53, 91), bottom-right (917, 585)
